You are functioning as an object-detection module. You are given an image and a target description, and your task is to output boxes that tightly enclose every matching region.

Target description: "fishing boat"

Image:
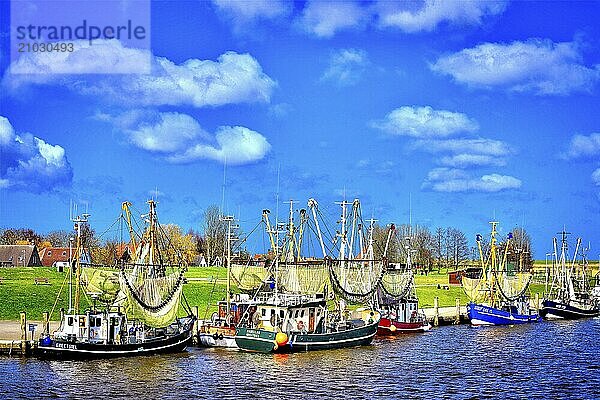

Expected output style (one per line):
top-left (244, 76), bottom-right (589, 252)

top-left (377, 224), bottom-right (430, 335)
top-left (235, 199), bottom-right (381, 353)
top-left (462, 221), bottom-right (540, 326)
top-left (540, 231), bottom-right (599, 319)
top-left (196, 215), bottom-right (261, 348)
top-left (36, 200), bottom-right (195, 359)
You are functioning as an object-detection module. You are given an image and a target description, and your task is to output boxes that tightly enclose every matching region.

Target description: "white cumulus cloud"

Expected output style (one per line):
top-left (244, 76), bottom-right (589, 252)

top-left (413, 138), bottom-right (513, 158)
top-left (431, 39), bottom-right (600, 95)
top-left (422, 168), bottom-right (521, 192)
top-left (377, 0), bottom-right (507, 32)
top-left (372, 105), bottom-right (478, 138)
top-left (0, 116), bottom-right (73, 193)
top-left (101, 111), bottom-right (271, 165)
top-left (561, 133), bottom-right (600, 160)
top-left (212, 0), bottom-right (289, 23)
top-left (4, 40), bottom-right (276, 108)
top-left (321, 48), bottom-right (369, 86)
top-left (168, 126), bottom-right (271, 165)
top-left (299, 0), bottom-right (369, 38)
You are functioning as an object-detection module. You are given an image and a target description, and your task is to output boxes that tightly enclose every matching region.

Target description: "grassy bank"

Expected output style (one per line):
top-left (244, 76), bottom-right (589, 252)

top-left (0, 267), bottom-right (551, 321)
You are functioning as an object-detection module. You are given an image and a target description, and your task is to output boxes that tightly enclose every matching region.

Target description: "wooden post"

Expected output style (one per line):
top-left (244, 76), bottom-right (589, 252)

top-left (20, 312), bottom-right (27, 341)
top-left (43, 311), bottom-right (49, 336)
top-left (433, 297), bottom-right (439, 327)
top-left (192, 305), bottom-right (199, 344)
top-left (455, 298), bottom-right (460, 324)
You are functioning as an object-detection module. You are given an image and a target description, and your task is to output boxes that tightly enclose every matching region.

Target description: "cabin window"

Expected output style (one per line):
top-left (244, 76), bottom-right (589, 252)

top-left (96, 317), bottom-right (102, 327)
top-left (301, 310), bottom-right (305, 318)
top-left (67, 317), bottom-right (73, 326)
top-left (261, 309), bottom-right (266, 317)
top-left (294, 310), bottom-right (299, 318)
top-left (280, 310), bottom-right (285, 319)
top-left (90, 318), bottom-right (95, 327)
top-left (270, 309), bottom-right (275, 316)
top-left (79, 317), bottom-right (85, 327)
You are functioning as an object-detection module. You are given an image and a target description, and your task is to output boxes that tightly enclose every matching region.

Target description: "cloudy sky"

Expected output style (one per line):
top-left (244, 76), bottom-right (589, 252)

top-left (1, 1), bottom-right (599, 258)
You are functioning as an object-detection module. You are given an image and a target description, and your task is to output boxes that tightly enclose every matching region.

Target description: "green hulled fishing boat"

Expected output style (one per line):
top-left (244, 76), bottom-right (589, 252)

top-left (235, 199), bottom-right (382, 353)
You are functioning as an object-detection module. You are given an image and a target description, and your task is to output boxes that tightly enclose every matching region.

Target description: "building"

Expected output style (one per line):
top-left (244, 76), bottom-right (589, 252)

top-left (39, 247), bottom-right (71, 268)
top-left (0, 245), bottom-right (42, 267)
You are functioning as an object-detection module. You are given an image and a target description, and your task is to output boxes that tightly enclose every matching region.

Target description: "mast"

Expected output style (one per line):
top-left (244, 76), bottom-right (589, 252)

top-left (308, 199), bottom-right (327, 258)
top-left (489, 221), bottom-right (498, 308)
top-left (121, 201), bottom-right (138, 258)
top-left (222, 215), bottom-right (235, 317)
top-left (72, 211), bottom-right (90, 313)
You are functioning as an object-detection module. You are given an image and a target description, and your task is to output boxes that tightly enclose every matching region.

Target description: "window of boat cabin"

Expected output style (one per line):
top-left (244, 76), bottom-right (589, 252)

top-left (301, 310), bottom-right (305, 318)
top-left (294, 310), bottom-right (299, 318)
top-left (68, 317), bottom-right (74, 326)
top-left (261, 308), bottom-right (266, 317)
top-left (280, 310), bottom-right (285, 319)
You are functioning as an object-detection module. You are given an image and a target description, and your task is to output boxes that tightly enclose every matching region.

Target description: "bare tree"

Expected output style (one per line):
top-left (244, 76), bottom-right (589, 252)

top-left (202, 205), bottom-right (227, 266)
top-left (44, 230), bottom-right (72, 247)
top-left (446, 227), bottom-right (470, 269)
top-left (433, 227), bottom-right (445, 272)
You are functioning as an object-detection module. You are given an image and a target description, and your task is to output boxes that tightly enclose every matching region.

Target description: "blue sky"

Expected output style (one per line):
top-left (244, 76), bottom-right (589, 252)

top-left (1, 1), bottom-right (600, 259)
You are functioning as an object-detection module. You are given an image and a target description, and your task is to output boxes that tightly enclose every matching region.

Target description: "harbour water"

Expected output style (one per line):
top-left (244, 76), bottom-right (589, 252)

top-left (1, 319), bottom-right (599, 399)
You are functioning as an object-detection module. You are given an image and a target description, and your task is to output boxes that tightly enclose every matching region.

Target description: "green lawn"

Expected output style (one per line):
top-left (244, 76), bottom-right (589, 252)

top-left (0, 267), bottom-right (560, 321)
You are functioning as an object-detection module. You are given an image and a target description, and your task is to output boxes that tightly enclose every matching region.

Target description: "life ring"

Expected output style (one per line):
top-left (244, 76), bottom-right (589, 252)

top-left (297, 320), bottom-right (305, 331)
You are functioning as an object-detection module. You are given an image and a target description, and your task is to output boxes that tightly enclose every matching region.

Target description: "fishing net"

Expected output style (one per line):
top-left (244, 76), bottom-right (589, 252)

top-left (278, 261), bottom-right (329, 294)
top-left (328, 258), bottom-right (385, 303)
top-left (380, 269), bottom-right (413, 299)
top-left (494, 271), bottom-right (532, 302)
top-left (230, 264), bottom-right (269, 292)
top-left (81, 266), bottom-right (121, 303)
top-left (119, 267), bottom-right (185, 328)
top-left (461, 275), bottom-right (489, 304)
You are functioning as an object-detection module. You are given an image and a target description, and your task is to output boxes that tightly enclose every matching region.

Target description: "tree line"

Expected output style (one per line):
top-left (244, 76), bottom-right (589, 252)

top-left (372, 224), bottom-right (534, 271)
top-left (1, 206), bottom-right (533, 270)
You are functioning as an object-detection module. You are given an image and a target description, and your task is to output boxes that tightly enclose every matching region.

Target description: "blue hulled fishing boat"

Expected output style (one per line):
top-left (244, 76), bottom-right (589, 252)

top-left (462, 222), bottom-right (541, 326)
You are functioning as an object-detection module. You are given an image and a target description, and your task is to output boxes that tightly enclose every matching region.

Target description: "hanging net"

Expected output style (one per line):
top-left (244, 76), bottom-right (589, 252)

top-left (119, 267), bottom-right (185, 328)
top-left (328, 258), bottom-right (385, 303)
top-left (461, 274), bottom-right (489, 304)
top-left (380, 269), bottom-right (413, 299)
top-left (230, 263), bottom-right (269, 292)
top-left (493, 270), bottom-right (532, 302)
top-left (81, 266), bottom-right (121, 303)
top-left (278, 261), bottom-right (329, 294)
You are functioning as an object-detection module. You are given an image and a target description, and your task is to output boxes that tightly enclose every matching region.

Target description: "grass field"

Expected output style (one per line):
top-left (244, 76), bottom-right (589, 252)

top-left (0, 266), bottom-right (569, 321)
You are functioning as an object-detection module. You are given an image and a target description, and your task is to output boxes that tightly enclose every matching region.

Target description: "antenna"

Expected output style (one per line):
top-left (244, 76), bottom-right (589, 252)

top-left (221, 156), bottom-right (227, 215)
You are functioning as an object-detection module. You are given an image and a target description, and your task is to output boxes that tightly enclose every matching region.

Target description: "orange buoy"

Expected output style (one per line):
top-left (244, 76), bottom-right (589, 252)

top-left (275, 332), bottom-right (288, 346)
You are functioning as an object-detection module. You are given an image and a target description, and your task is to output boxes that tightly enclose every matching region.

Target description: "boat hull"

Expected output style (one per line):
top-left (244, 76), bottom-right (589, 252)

top-left (36, 328), bottom-right (193, 359)
top-left (235, 320), bottom-right (379, 353)
top-left (197, 326), bottom-right (237, 348)
top-left (467, 302), bottom-right (541, 326)
top-left (539, 299), bottom-right (600, 320)
top-left (377, 317), bottom-right (431, 335)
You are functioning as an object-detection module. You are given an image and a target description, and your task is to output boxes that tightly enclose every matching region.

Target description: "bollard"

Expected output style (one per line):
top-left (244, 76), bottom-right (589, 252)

top-left (20, 312), bottom-right (27, 341)
top-left (433, 297), bottom-right (439, 327)
top-left (455, 298), bottom-right (461, 324)
top-left (43, 311), bottom-right (49, 336)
